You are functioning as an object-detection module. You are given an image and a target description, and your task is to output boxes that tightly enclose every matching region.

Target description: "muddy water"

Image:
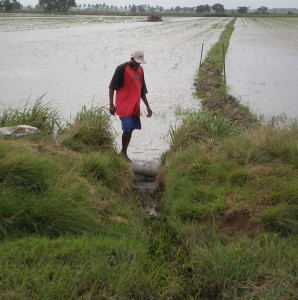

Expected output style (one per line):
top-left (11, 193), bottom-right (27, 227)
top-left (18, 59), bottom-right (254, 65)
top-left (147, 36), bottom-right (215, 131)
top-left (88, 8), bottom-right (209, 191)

top-left (0, 15), bottom-right (231, 161)
top-left (226, 18), bottom-right (298, 120)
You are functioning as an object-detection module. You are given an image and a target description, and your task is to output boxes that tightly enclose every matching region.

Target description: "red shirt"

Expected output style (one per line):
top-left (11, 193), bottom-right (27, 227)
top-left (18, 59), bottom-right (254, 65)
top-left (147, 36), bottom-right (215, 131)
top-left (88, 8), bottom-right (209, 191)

top-left (109, 63), bottom-right (147, 118)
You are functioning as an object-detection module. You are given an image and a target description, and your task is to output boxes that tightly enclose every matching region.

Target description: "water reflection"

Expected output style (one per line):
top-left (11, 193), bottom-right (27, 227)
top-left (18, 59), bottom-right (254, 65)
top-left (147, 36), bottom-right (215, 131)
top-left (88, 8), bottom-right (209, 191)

top-left (226, 18), bottom-right (298, 120)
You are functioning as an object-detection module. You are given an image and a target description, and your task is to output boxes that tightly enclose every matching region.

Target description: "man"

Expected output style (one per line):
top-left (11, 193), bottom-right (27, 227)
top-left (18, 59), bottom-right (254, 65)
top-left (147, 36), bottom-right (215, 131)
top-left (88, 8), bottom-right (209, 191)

top-left (109, 50), bottom-right (152, 162)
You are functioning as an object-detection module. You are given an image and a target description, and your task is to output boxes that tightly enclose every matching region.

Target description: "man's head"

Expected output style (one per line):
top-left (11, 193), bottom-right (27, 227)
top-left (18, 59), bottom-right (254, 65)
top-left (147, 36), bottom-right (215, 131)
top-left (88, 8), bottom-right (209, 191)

top-left (131, 50), bottom-right (146, 64)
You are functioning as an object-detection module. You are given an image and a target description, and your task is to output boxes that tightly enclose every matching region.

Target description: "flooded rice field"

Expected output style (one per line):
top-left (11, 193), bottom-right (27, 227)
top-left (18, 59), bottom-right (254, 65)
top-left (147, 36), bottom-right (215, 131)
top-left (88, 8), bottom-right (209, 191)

top-left (226, 17), bottom-right (298, 120)
top-left (0, 14), bottom-right (230, 161)
top-left (2, 16), bottom-right (297, 161)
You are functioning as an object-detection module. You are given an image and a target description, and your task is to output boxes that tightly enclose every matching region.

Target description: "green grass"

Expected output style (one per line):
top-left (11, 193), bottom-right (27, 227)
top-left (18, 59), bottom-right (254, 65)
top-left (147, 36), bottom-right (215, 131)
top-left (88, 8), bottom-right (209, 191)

top-left (159, 18), bottom-right (298, 298)
top-left (60, 105), bottom-right (115, 152)
top-left (0, 235), bottom-right (150, 299)
top-left (0, 99), bottom-right (136, 239)
top-left (0, 95), bottom-right (63, 137)
top-left (168, 110), bottom-right (239, 151)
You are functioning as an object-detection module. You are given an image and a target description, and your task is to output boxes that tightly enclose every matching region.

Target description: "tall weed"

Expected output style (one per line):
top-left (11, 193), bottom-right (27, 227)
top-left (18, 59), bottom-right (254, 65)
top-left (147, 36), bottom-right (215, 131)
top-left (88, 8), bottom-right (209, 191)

top-left (0, 95), bottom-right (63, 136)
top-left (0, 152), bottom-right (57, 193)
top-left (60, 105), bottom-right (115, 152)
top-left (223, 123), bottom-right (298, 166)
top-left (169, 110), bottom-right (238, 150)
top-left (0, 143), bottom-right (100, 238)
top-left (82, 152), bottom-right (133, 194)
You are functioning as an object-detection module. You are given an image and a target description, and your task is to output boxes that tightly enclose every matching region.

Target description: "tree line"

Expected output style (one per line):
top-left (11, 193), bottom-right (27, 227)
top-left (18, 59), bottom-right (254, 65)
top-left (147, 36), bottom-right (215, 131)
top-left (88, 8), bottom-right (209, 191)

top-left (1, 0), bottom-right (270, 14)
top-left (0, 0), bottom-right (21, 10)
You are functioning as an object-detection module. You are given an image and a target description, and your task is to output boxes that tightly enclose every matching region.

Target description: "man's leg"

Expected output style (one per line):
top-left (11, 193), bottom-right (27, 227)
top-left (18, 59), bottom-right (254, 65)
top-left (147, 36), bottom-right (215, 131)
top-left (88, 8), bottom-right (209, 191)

top-left (121, 131), bottom-right (132, 161)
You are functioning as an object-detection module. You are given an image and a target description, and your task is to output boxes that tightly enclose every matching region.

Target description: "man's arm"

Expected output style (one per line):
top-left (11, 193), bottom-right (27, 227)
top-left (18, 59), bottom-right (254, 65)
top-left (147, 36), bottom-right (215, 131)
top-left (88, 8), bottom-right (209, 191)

top-left (109, 88), bottom-right (116, 115)
top-left (141, 94), bottom-right (152, 118)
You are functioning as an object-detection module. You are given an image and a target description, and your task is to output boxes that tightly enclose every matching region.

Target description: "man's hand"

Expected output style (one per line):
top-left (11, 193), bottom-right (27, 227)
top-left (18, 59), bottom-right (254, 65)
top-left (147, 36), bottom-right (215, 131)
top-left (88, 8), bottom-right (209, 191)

top-left (146, 106), bottom-right (153, 118)
top-left (109, 104), bottom-right (116, 115)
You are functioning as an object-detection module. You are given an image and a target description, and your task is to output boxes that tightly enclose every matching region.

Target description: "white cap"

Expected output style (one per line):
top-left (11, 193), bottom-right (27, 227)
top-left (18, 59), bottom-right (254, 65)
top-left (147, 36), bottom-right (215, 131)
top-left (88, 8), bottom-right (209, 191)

top-left (131, 50), bottom-right (146, 64)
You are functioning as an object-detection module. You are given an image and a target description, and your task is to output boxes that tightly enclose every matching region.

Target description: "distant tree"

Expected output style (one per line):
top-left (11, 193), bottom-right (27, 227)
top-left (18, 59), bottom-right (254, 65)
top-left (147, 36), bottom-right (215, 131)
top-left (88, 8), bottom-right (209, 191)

top-left (237, 6), bottom-right (248, 13)
top-left (1, 0), bottom-right (22, 10)
top-left (257, 6), bottom-right (268, 13)
top-left (212, 3), bottom-right (224, 13)
top-left (39, 0), bottom-right (76, 12)
top-left (174, 6), bottom-right (181, 13)
top-left (137, 5), bottom-right (146, 12)
top-left (196, 4), bottom-right (211, 13)
top-left (130, 4), bottom-right (136, 12)
top-left (196, 5), bottom-right (204, 13)
top-left (205, 4), bottom-right (211, 12)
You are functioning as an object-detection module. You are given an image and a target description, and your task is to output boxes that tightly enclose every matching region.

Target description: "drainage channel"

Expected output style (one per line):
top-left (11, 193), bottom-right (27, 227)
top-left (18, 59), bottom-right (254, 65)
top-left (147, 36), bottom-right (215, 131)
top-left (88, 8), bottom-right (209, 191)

top-left (131, 161), bottom-right (160, 217)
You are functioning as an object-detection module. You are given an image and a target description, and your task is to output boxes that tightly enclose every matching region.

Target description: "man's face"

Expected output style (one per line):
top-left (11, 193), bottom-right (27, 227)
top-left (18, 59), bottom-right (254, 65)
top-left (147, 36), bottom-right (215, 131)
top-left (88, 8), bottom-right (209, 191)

top-left (131, 58), bottom-right (141, 68)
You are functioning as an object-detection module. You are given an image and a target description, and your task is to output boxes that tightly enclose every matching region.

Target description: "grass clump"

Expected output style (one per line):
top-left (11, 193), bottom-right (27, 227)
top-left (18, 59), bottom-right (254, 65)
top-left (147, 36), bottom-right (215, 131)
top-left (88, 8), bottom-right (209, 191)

top-left (0, 144), bottom-right (99, 238)
top-left (254, 202), bottom-right (298, 236)
top-left (0, 95), bottom-right (62, 137)
top-left (169, 110), bottom-right (238, 151)
top-left (222, 122), bottom-right (298, 166)
top-left (82, 152), bottom-right (133, 194)
top-left (0, 131), bottom-right (135, 239)
top-left (0, 151), bottom-right (57, 193)
top-left (60, 105), bottom-right (115, 152)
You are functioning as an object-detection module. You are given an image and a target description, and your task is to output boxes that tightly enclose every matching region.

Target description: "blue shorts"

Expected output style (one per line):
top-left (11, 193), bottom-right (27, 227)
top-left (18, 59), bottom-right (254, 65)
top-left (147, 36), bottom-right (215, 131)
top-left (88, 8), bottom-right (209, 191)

top-left (120, 116), bottom-right (141, 132)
